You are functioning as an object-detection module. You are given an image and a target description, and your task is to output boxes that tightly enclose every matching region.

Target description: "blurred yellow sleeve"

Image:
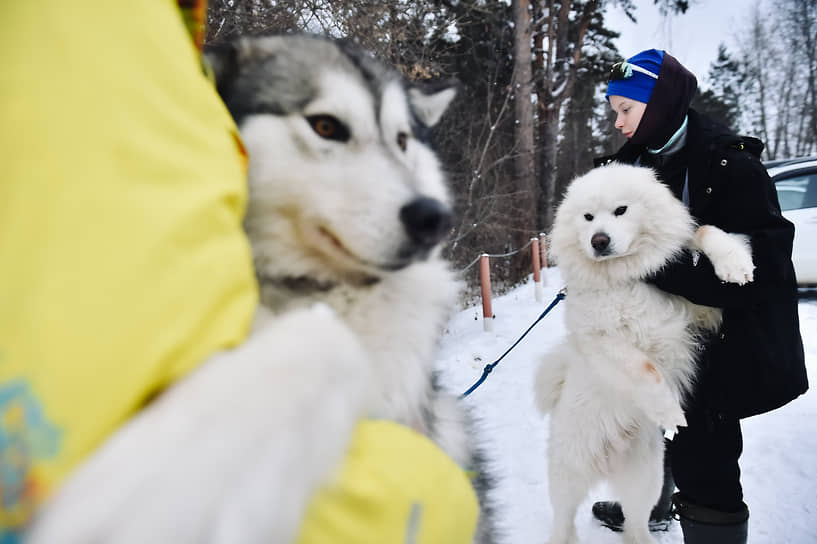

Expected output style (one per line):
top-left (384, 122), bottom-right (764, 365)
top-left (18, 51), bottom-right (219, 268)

top-left (0, 1), bottom-right (257, 530)
top-left (298, 420), bottom-right (479, 544)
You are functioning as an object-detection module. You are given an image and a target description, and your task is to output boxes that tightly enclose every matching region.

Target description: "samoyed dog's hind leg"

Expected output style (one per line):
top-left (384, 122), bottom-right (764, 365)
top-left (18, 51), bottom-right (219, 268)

top-left (545, 393), bottom-right (599, 544)
top-left (606, 426), bottom-right (665, 544)
top-left (545, 458), bottom-right (590, 544)
top-left (541, 341), bottom-right (680, 544)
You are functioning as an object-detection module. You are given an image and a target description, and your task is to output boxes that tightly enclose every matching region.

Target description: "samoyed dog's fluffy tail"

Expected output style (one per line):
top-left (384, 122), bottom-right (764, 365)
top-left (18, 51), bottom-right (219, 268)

top-left (534, 344), bottom-right (571, 414)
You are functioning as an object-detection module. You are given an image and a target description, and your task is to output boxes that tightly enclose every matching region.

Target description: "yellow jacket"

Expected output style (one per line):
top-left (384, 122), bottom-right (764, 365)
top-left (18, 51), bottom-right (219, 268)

top-left (0, 0), bottom-right (256, 531)
top-left (298, 420), bottom-right (478, 544)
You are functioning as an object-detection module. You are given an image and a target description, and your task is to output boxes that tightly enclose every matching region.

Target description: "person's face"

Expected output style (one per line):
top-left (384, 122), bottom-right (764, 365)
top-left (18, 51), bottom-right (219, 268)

top-left (609, 95), bottom-right (647, 139)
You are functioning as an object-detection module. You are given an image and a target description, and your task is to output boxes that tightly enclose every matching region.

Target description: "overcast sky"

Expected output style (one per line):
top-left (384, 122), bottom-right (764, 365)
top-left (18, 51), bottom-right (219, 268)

top-left (603, 0), bottom-right (758, 88)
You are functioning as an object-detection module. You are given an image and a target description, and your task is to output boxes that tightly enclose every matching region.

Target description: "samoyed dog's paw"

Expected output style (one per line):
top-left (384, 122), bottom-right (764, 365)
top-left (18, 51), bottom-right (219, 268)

top-left (694, 226), bottom-right (755, 285)
top-left (650, 397), bottom-right (687, 435)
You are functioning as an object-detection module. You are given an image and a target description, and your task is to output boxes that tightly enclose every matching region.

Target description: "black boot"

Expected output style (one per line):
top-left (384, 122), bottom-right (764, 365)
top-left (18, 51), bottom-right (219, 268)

top-left (673, 492), bottom-right (749, 544)
top-left (592, 439), bottom-right (675, 532)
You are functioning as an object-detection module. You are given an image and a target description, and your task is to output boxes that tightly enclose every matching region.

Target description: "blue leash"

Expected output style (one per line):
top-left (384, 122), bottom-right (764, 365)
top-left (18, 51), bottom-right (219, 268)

top-left (461, 288), bottom-right (566, 398)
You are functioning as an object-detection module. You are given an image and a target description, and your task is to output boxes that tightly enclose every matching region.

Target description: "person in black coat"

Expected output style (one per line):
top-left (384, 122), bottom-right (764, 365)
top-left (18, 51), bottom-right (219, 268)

top-left (590, 49), bottom-right (808, 544)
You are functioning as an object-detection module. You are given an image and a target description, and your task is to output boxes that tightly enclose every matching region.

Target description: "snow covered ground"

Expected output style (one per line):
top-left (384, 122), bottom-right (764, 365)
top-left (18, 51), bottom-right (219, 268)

top-left (436, 268), bottom-right (816, 544)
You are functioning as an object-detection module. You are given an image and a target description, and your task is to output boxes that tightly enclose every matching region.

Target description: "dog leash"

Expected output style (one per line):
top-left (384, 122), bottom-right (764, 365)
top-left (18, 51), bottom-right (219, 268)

top-left (461, 287), bottom-right (566, 398)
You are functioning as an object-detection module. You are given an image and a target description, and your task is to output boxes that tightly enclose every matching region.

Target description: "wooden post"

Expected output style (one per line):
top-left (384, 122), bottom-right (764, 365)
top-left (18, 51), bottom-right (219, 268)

top-left (479, 254), bottom-right (493, 332)
top-left (539, 232), bottom-right (549, 286)
top-left (531, 237), bottom-right (543, 302)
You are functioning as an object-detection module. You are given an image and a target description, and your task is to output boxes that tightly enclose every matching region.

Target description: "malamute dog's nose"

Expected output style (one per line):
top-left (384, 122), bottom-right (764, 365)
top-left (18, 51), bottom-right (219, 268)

top-left (400, 197), bottom-right (452, 248)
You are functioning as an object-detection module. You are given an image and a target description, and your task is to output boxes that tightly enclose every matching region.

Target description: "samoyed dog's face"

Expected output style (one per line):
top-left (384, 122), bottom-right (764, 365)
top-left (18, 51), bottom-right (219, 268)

top-left (572, 187), bottom-right (644, 262)
top-left (551, 164), bottom-right (694, 285)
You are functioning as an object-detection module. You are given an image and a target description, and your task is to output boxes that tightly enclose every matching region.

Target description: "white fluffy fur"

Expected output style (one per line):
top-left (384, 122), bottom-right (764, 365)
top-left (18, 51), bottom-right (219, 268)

top-left (28, 305), bottom-right (372, 544)
top-left (27, 45), bottom-right (484, 543)
top-left (534, 164), bottom-right (754, 544)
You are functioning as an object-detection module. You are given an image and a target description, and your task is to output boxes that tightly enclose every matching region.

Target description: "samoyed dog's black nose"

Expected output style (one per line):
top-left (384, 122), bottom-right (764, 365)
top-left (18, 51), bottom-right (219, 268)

top-left (400, 197), bottom-right (452, 248)
top-left (591, 232), bottom-right (611, 254)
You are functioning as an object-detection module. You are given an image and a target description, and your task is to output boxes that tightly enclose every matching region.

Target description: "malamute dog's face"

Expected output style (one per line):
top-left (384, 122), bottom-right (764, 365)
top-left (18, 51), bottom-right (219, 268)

top-left (206, 34), bottom-right (457, 284)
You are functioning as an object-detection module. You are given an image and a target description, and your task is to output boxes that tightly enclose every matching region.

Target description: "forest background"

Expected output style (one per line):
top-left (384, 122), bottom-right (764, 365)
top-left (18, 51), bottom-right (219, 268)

top-left (205, 0), bottom-right (817, 298)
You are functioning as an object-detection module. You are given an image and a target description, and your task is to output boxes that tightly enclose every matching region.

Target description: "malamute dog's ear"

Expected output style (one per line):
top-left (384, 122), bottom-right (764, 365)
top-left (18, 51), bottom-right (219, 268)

top-left (203, 40), bottom-right (239, 100)
top-left (203, 36), bottom-right (277, 82)
top-left (203, 37), bottom-right (277, 100)
top-left (203, 41), bottom-right (234, 78)
top-left (408, 81), bottom-right (459, 127)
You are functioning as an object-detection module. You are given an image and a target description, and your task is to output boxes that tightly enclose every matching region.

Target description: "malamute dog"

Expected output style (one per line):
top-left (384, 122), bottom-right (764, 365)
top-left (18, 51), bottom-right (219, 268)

top-left (208, 33), bottom-right (498, 543)
top-left (28, 34), bottom-right (495, 543)
top-left (534, 164), bottom-right (754, 544)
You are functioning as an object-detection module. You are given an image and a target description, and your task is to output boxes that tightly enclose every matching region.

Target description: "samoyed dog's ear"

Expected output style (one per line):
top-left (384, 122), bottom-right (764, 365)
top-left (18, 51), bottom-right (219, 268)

top-left (408, 80), bottom-right (460, 127)
top-left (548, 174), bottom-right (586, 267)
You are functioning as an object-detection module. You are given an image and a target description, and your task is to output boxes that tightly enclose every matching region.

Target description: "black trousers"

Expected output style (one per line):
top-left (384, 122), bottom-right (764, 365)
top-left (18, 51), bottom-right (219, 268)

top-left (669, 406), bottom-right (745, 513)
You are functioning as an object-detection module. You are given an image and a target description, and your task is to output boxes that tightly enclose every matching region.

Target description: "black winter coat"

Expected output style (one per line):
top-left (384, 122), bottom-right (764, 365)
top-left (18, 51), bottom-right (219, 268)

top-left (595, 109), bottom-right (808, 420)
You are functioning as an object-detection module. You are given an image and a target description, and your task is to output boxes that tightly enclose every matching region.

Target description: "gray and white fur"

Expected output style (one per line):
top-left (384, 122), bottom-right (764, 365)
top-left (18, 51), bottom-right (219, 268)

top-left (210, 33), bottom-right (499, 543)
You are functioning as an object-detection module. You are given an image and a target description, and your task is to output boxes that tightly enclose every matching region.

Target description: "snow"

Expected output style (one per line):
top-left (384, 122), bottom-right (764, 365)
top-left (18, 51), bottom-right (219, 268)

top-left (436, 268), bottom-right (817, 544)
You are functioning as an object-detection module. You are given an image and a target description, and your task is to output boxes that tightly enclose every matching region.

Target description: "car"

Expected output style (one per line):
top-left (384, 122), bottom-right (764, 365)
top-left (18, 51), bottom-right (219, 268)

top-left (765, 156), bottom-right (817, 287)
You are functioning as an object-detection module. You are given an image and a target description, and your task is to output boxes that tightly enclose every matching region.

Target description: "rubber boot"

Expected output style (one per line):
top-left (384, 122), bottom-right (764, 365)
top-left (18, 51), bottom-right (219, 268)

top-left (672, 492), bottom-right (749, 544)
top-left (592, 438), bottom-right (675, 532)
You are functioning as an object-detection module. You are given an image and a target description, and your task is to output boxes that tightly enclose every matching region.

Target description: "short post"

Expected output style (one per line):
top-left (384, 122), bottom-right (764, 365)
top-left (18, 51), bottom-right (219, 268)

top-left (531, 237), bottom-right (543, 302)
top-left (539, 232), bottom-right (549, 286)
top-left (479, 254), bottom-right (493, 332)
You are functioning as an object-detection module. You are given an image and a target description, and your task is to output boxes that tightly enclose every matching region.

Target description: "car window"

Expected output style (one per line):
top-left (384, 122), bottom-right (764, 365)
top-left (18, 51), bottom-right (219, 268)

top-left (775, 173), bottom-right (817, 211)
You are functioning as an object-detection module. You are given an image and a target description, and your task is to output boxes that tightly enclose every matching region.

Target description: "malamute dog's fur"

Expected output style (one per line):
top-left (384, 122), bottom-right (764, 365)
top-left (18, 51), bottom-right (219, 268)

top-left (28, 34), bottom-right (496, 543)
top-left (534, 164), bottom-right (754, 544)
top-left (210, 32), bottom-right (498, 543)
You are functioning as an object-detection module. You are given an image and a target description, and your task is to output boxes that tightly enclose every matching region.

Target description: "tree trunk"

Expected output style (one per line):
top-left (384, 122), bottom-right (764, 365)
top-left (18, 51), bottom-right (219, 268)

top-left (512, 0), bottom-right (538, 238)
top-left (537, 105), bottom-right (559, 230)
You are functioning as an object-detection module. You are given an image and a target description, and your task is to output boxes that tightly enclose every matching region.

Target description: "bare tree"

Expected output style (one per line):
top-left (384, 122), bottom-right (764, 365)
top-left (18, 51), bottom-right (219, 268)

top-left (531, 0), bottom-right (602, 230)
top-left (511, 0), bottom-right (539, 245)
top-left (780, 0), bottom-right (817, 156)
top-left (433, 1), bottom-right (536, 289)
top-left (723, 0), bottom-right (816, 160)
top-left (740, 4), bottom-right (778, 156)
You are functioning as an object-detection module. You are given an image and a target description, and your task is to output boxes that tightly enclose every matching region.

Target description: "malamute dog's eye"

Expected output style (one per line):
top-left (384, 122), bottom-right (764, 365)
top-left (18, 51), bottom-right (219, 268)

top-left (584, 213), bottom-right (594, 221)
top-left (614, 206), bottom-right (628, 216)
top-left (306, 115), bottom-right (350, 142)
top-left (396, 132), bottom-right (408, 152)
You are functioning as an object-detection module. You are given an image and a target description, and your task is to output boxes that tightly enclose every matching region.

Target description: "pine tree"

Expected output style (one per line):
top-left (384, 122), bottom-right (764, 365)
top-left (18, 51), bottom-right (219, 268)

top-left (691, 45), bottom-right (741, 130)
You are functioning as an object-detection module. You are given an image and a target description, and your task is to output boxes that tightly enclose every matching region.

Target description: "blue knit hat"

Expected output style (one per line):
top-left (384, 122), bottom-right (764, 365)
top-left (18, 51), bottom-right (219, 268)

top-left (606, 49), bottom-right (664, 103)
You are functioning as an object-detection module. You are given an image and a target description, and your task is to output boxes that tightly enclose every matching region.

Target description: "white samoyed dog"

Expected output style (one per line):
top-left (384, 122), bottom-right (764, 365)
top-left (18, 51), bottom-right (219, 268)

top-left (534, 163), bottom-right (754, 544)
